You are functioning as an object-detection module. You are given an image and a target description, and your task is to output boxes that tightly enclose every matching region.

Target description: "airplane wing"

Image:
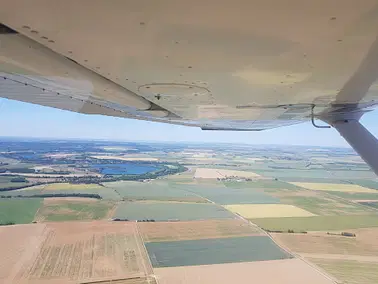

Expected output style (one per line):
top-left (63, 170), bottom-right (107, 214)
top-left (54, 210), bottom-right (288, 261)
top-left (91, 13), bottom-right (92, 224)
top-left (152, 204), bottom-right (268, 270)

top-left (2, 1), bottom-right (378, 171)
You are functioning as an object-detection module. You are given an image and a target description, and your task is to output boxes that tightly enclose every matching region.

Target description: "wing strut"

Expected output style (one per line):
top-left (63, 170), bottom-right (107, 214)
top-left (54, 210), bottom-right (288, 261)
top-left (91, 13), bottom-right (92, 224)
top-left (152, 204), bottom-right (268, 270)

top-left (322, 114), bottom-right (378, 176)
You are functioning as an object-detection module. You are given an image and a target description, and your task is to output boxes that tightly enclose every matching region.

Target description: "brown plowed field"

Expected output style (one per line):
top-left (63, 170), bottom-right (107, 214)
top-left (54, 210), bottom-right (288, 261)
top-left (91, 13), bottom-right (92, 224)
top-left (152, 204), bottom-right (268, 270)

top-left (0, 224), bottom-right (48, 284)
top-left (271, 228), bottom-right (378, 256)
top-left (0, 221), bottom-right (152, 284)
top-left (137, 219), bottom-right (263, 242)
top-left (154, 258), bottom-right (335, 284)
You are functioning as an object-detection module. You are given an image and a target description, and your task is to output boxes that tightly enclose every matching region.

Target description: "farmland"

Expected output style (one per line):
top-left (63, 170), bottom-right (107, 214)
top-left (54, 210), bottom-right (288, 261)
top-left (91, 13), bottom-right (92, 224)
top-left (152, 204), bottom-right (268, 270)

top-left (114, 201), bottom-right (234, 221)
top-left (309, 259), bottom-right (378, 284)
top-left (184, 183), bottom-right (280, 204)
top-left (226, 204), bottom-right (316, 218)
top-left (272, 230), bottom-right (378, 256)
top-left (154, 259), bottom-right (335, 284)
top-left (251, 215), bottom-right (378, 232)
top-left (2, 140), bottom-right (378, 283)
top-left (0, 175), bottom-right (30, 190)
top-left (289, 182), bottom-right (376, 193)
top-left (194, 168), bottom-right (260, 179)
top-left (104, 181), bottom-right (207, 203)
top-left (34, 199), bottom-right (115, 222)
top-left (326, 191), bottom-right (378, 201)
top-left (138, 219), bottom-right (263, 242)
top-left (2, 221), bottom-right (153, 284)
top-left (146, 236), bottom-right (292, 267)
top-left (267, 189), bottom-right (376, 215)
top-left (0, 198), bottom-right (42, 224)
top-left (43, 183), bottom-right (104, 191)
top-left (3, 185), bottom-right (122, 200)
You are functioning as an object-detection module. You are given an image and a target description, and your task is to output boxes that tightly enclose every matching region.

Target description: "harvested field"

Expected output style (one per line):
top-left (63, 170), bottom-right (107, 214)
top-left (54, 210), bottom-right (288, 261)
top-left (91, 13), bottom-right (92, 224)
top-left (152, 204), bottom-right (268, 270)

top-left (7, 221), bottom-right (152, 284)
top-left (35, 200), bottom-right (114, 222)
top-left (0, 224), bottom-right (47, 284)
top-left (226, 204), bottom-right (316, 218)
top-left (43, 183), bottom-right (104, 191)
top-left (194, 168), bottom-right (260, 179)
top-left (138, 219), bottom-right (262, 242)
top-left (251, 215), bottom-right (378, 232)
top-left (290, 182), bottom-right (375, 193)
top-left (271, 230), bottom-right (378, 256)
top-left (114, 201), bottom-right (234, 221)
top-left (154, 258), bottom-right (335, 284)
top-left (0, 198), bottom-right (42, 224)
top-left (310, 259), bottom-right (378, 284)
top-left (145, 236), bottom-right (291, 267)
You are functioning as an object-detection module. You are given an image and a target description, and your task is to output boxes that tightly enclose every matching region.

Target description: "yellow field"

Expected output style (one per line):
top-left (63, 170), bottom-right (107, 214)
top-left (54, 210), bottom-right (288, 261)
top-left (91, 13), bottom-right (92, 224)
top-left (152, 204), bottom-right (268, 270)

top-left (43, 183), bottom-right (104, 190)
top-left (290, 182), bottom-right (375, 193)
top-left (194, 168), bottom-right (260, 179)
top-left (225, 204), bottom-right (316, 218)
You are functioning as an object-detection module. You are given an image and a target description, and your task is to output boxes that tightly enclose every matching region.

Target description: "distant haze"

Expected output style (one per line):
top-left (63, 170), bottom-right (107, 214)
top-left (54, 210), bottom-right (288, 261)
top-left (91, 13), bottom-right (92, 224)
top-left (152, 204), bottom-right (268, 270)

top-left (1, 98), bottom-right (378, 148)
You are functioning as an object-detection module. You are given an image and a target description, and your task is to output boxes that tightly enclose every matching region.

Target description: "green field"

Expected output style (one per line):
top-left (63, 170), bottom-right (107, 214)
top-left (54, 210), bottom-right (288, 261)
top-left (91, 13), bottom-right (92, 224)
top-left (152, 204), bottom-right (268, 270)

top-left (278, 195), bottom-right (376, 215)
top-left (226, 179), bottom-right (300, 190)
top-left (104, 181), bottom-right (207, 202)
top-left (279, 177), bottom-right (349, 184)
top-left (43, 183), bottom-right (104, 190)
top-left (114, 201), bottom-right (234, 221)
top-left (352, 179), bottom-right (378, 190)
top-left (146, 236), bottom-right (292, 267)
top-left (251, 215), bottom-right (378, 232)
top-left (359, 201), bottom-right (378, 209)
top-left (36, 200), bottom-right (113, 222)
top-left (185, 184), bottom-right (280, 205)
top-left (1, 187), bottom-right (121, 200)
top-left (0, 176), bottom-right (30, 190)
top-left (324, 191), bottom-right (378, 201)
top-left (0, 198), bottom-right (42, 224)
top-left (310, 259), bottom-right (378, 284)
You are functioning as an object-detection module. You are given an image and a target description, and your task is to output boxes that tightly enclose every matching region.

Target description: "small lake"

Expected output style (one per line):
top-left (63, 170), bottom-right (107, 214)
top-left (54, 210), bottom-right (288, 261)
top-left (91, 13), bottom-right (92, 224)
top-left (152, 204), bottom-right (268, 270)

top-left (91, 163), bottom-right (158, 175)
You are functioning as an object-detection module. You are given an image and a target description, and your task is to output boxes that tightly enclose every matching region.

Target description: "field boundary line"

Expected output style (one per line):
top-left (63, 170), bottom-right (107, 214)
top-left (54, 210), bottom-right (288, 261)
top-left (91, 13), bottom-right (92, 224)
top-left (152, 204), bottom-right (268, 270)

top-left (135, 222), bottom-right (157, 284)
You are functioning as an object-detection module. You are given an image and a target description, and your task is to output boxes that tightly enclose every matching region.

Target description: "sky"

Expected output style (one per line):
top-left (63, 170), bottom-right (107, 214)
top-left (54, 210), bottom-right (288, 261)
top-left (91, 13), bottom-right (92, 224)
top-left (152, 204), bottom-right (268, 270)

top-left (0, 98), bottom-right (377, 147)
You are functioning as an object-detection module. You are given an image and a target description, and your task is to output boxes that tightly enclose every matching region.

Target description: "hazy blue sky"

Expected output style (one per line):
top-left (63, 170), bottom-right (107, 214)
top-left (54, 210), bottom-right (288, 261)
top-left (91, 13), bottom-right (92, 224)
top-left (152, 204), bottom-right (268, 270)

top-left (0, 98), bottom-right (377, 147)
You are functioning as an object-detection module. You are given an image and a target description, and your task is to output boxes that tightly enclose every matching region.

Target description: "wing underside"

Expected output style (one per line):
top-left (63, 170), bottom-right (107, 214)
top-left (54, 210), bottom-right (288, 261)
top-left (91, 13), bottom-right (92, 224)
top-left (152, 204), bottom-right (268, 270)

top-left (1, 1), bottom-right (378, 131)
